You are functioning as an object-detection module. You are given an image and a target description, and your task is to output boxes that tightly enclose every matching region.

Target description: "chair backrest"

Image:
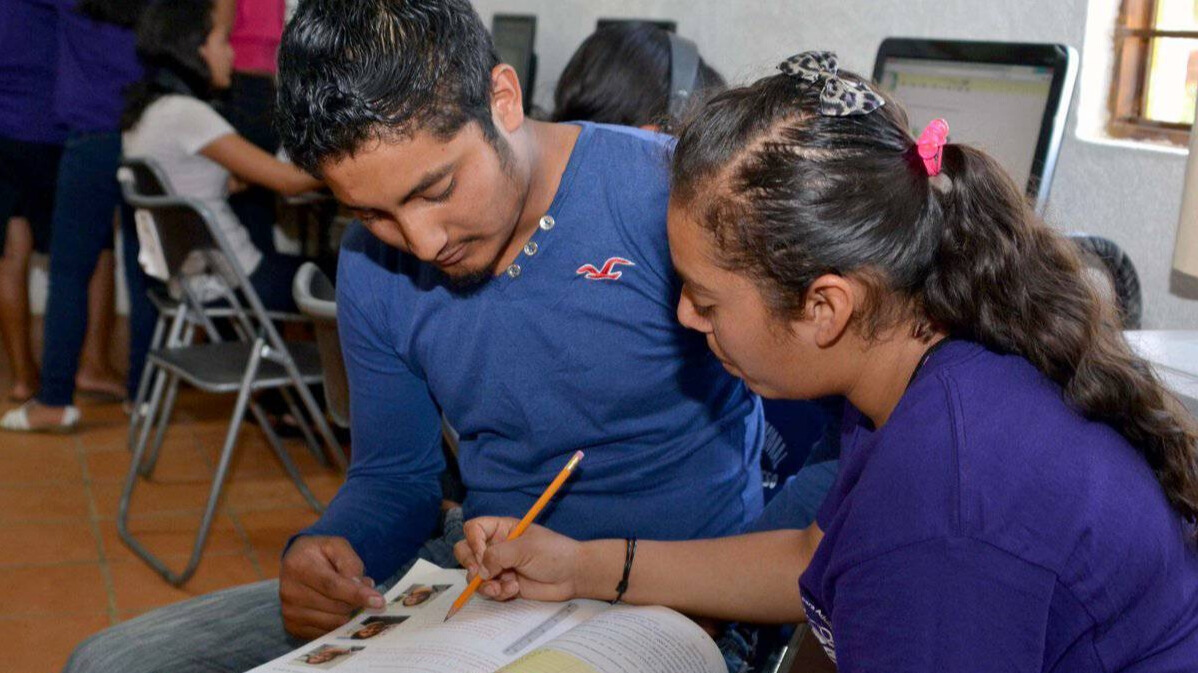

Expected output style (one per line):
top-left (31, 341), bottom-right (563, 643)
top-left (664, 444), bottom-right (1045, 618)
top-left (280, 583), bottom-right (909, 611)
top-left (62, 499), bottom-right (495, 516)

top-left (1068, 233), bottom-right (1142, 330)
top-left (117, 156), bottom-right (286, 346)
top-left (293, 262), bottom-right (349, 428)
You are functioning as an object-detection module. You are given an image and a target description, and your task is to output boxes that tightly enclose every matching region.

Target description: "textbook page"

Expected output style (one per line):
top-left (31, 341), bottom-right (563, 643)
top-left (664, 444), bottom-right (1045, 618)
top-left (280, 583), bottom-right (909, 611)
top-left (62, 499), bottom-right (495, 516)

top-left (499, 606), bottom-right (725, 673)
top-left (246, 560), bottom-right (608, 673)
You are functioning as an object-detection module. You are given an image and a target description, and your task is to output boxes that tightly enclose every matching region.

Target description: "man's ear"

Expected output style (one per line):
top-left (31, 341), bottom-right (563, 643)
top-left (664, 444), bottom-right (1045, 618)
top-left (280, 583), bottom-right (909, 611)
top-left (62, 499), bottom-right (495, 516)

top-left (798, 274), bottom-right (856, 348)
top-left (490, 64), bottom-right (525, 134)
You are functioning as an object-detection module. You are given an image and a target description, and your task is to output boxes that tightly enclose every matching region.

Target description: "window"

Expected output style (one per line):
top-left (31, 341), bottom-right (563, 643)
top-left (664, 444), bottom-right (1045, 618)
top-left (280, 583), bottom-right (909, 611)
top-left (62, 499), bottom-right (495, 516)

top-left (1109, 0), bottom-right (1198, 145)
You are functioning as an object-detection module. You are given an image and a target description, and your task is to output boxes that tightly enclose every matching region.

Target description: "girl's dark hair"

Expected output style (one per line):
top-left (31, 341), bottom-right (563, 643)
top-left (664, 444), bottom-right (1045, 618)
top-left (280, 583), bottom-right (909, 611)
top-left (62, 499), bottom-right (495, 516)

top-left (673, 70), bottom-right (1198, 538)
top-left (76, 0), bottom-right (147, 28)
top-left (552, 23), bottom-right (725, 130)
top-left (120, 0), bottom-right (215, 132)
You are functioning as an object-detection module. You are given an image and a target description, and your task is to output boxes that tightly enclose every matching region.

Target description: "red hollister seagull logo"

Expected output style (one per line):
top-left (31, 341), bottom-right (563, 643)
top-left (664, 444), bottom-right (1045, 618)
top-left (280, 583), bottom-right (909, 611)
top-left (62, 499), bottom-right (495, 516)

top-left (576, 257), bottom-right (635, 280)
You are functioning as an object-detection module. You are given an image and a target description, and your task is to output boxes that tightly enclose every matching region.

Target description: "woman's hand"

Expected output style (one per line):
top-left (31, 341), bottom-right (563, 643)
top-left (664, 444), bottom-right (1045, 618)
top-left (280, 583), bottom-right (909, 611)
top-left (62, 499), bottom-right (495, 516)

top-left (453, 517), bottom-right (584, 603)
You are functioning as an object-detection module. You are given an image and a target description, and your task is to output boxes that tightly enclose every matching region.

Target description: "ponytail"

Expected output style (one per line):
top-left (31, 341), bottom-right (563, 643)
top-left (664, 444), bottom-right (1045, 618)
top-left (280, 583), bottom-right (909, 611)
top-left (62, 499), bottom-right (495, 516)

top-left (673, 70), bottom-right (1198, 539)
top-left (924, 145), bottom-right (1198, 535)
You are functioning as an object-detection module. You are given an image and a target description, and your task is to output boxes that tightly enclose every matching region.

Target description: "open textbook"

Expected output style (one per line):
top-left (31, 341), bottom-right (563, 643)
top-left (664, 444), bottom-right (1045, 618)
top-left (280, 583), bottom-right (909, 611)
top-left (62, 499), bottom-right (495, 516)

top-left (247, 559), bottom-right (725, 673)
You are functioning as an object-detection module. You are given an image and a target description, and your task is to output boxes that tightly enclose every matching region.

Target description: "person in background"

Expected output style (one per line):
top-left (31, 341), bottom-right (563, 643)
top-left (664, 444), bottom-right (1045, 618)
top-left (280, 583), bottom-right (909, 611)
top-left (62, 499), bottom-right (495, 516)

top-left (1, 0), bottom-right (155, 433)
top-left (119, 0), bottom-right (322, 313)
top-left (0, 0), bottom-right (131, 407)
top-left (551, 22), bottom-right (725, 132)
top-left (223, 0), bottom-right (288, 258)
top-left (456, 55), bottom-right (1198, 672)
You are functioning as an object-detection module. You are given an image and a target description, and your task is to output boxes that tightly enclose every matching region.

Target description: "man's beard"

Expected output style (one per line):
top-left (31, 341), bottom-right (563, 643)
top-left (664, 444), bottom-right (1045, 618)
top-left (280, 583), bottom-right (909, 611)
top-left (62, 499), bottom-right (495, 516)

top-left (444, 265), bottom-right (492, 291)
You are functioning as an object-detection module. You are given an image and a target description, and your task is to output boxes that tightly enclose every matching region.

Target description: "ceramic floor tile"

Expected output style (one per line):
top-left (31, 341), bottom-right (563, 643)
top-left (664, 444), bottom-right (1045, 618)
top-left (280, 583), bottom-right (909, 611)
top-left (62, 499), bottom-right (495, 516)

top-left (0, 614), bottom-right (113, 673)
top-left (0, 564), bottom-right (109, 616)
top-left (0, 444), bottom-right (83, 485)
top-left (96, 512), bottom-right (245, 563)
top-left (90, 479), bottom-right (221, 519)
top-left (84, 442), bottom-right (212, 483)
top-left (0, 521), bottom-right (100, 567)
top-left (0, 483), bottom-right (91, 521)
top-left (108, 554), bottom-right (263, 613)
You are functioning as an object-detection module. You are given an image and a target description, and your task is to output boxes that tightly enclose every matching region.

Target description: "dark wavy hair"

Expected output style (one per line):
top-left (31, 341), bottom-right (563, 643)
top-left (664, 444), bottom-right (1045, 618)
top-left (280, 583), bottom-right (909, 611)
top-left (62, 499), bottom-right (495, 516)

top-left (120, 0), bottom-right (214, 131)
top-left (76, 0), bottom-right (147, 28)
top-left (672, 70), bottom-right (1198, 538)
top-left (552, 23), bottom-right (724, 130)
top-left (276, 0), bottom-right (500, 176)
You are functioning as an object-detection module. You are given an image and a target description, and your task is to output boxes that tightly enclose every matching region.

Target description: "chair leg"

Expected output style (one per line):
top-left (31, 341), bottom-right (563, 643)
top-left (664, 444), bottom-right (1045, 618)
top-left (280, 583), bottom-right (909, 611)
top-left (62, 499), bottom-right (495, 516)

top-left (276, 356), bottom-right (347, 471)
top-left (126, 313), bottom-right (169, 450)
top-left (139, 372), bottom-right (182, 478)
top-left (118, 338), bottom-right (266, 586)
top-left (248, 397), bottom-right (325, 513)
top-left (128, 307), bottom-right (189, 455)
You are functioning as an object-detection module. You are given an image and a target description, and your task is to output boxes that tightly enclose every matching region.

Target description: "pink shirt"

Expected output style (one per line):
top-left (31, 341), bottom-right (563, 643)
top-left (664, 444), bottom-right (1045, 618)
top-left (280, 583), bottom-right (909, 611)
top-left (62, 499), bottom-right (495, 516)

top-left (230, 0), bottom-right (285, 75)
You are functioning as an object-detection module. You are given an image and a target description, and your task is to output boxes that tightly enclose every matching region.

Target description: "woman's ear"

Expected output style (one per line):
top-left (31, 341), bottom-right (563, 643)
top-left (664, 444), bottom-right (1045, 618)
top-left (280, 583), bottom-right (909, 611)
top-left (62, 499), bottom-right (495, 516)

top-left (800, 274), bottom-right (855, 348)
top-left (490, 64), bottom-right (525, 134)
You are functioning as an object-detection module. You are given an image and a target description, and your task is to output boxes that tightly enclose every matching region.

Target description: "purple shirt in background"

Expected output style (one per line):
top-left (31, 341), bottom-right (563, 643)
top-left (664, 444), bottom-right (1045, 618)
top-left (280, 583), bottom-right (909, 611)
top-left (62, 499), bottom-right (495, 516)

top-left (800, 341), bottom-right (1198, 672)
top-left (52, 0), bottom-right (141, 134)
top-left (0, 0), bottom-right (67, 143)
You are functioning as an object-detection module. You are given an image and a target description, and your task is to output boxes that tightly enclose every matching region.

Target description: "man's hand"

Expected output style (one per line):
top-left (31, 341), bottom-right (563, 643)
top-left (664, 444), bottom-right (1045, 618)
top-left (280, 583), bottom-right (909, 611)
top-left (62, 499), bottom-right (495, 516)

top-left (279, 536), bottom-right (384, 640)
top-left (452, 517), bottom-right (584, 603)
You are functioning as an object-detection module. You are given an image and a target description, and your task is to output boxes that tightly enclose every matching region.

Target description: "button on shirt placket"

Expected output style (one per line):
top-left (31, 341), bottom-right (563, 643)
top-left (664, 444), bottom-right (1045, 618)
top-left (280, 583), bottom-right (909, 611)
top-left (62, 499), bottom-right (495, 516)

top-left (507, 216), bottom-right (554, 281)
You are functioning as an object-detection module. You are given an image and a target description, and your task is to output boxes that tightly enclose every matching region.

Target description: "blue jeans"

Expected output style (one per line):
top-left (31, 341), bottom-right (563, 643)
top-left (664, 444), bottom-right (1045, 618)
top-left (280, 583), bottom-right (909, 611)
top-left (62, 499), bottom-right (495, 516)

top-left (37, 131), bottom-right (158, 406)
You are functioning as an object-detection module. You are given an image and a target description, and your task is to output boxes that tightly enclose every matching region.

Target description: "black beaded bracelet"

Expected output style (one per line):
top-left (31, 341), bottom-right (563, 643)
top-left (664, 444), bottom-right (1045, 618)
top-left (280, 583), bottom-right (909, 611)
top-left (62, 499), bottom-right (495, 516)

top-left (612, 537), bottom-right (637, 604)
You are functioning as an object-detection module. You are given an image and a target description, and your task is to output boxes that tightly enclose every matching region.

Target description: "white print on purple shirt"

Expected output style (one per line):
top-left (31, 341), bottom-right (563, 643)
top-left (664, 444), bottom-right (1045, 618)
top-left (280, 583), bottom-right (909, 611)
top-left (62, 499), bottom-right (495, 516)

top-left (802, 592), bottom-right (838, 663)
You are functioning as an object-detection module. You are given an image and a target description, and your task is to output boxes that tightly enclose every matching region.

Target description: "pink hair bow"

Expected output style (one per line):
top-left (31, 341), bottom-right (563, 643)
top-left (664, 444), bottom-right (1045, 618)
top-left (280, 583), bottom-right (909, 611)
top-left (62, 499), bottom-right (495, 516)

top-left (917, 118), bottom-right (950, 177)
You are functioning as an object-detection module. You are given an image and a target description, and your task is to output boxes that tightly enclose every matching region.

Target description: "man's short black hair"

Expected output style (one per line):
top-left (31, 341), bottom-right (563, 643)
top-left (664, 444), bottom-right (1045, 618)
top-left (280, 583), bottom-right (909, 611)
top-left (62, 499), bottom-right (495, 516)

top-left (277, 0), bottom-right (500, 175)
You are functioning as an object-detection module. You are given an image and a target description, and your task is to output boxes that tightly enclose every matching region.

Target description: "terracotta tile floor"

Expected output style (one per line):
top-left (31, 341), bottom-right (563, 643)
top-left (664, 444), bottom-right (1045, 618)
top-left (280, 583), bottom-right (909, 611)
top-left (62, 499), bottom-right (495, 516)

top-left (0, 320), bottom-right (342, 673)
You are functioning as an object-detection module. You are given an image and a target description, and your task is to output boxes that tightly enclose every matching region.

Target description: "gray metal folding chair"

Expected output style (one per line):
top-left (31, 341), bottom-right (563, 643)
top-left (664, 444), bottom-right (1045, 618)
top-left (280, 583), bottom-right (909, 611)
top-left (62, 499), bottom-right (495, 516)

top-left (122, 161), bottom-right (310, 469)
top-left (115, 157), bottom-right (348, 585)
top-left (292, 262), bottom-right (349, 430)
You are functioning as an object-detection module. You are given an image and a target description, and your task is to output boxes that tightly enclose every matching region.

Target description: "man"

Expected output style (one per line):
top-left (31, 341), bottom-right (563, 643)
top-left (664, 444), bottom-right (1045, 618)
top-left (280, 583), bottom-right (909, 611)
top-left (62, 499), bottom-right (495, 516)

top-left (64, 1), bottom-right (761, 671)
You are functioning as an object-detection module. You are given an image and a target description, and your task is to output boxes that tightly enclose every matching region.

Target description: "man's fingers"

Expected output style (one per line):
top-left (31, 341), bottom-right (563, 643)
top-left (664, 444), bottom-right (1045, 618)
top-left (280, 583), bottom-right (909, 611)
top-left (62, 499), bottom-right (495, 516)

top-left (281, 581), bottom-right (359, 616)
top-left (314, 570), bottom-right (384, 609)
top-left (324, 538), bottom-right (366, 578)
top-left (281, 604), bottom-right (353, 639)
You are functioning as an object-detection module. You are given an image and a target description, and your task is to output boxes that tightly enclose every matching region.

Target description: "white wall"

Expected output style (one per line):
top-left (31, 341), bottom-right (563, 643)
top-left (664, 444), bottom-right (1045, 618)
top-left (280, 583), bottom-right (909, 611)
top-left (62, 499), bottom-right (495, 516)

top-left (471, 0), bottom-right (1194, 328)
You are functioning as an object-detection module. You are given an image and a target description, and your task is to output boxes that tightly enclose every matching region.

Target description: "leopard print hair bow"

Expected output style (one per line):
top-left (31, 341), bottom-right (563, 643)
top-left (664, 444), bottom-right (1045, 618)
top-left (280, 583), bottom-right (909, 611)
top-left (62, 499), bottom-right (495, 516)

top-left (778, 51), bottom-right (885, 117)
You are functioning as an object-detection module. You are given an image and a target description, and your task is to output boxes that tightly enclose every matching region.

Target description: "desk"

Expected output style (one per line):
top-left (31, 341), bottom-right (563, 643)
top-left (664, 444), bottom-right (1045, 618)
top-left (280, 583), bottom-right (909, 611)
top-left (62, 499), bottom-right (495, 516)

top-left (1126, 330), bottom-right (1198, 417)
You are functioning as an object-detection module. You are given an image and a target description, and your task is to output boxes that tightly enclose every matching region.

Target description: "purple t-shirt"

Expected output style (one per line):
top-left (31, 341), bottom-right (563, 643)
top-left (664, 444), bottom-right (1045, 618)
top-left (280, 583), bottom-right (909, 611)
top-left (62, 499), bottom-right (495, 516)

top-left (0, 0), bottom-right (67, 143)
top-left (52, 0), bottom-right (141, 134)
top-left (800, 341), bottom-right (1198, 672)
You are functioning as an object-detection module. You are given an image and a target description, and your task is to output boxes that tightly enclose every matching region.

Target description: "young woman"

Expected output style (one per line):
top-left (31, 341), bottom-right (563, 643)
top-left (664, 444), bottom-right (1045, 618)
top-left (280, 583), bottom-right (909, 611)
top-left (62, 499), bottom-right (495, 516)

top-left (0, 0), bottom-right (153, 431)
top-left (119, 0), bottom-right (321, 309)
top-left (456, 53), bottom-right (1198, 671)
top-left (551, 22), bottom-right (724, 132)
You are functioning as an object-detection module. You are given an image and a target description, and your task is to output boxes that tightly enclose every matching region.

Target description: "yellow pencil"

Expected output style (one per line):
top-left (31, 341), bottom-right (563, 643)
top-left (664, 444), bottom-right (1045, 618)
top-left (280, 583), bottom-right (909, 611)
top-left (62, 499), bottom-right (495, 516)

top-left (444, 450), bottom-right (584, 621)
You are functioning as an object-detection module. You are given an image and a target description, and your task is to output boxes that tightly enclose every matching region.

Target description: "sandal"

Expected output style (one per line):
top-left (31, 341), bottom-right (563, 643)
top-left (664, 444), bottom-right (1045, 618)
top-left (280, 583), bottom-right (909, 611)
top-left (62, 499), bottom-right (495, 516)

top-left (0, 402), bottom-right (81, 434)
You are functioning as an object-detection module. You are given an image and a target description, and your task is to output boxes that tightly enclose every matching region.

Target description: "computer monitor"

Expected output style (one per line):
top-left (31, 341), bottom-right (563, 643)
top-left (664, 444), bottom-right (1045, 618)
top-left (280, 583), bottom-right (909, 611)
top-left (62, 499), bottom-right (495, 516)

top-left (596, 18), bottom-right (677, 33)
top-left (873, 39), bottom-right (1078, 213)
top-left (492, 14), bottom-right (537, 113)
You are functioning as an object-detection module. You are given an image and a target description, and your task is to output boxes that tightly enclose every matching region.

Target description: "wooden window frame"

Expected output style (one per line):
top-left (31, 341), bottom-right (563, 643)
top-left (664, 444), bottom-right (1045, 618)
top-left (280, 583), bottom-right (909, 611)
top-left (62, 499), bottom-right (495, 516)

top-left (1108, 0), bottom-right (1197, 145)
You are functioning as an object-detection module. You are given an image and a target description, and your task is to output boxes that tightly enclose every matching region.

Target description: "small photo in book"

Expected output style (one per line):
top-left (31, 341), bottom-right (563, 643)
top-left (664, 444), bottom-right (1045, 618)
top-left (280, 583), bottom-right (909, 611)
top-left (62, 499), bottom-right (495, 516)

top-left (293, 644), bottom-right (365, 669)
top-left (339, 615), bottom-right (409, 640)
top-left (391, 583), bottom-right (452, 609)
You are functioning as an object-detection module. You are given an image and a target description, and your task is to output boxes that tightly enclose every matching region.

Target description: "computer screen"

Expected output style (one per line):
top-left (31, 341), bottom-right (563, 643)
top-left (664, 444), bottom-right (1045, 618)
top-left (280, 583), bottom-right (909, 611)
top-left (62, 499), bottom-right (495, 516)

top-left (873, 40), bottom-right (1077, 212)
top-left (492, 14), bottom-right (537, 110)
top-left (596, 18), bottom-right (676, 32)
top-left (877, 59), bottom-right (1053, 190)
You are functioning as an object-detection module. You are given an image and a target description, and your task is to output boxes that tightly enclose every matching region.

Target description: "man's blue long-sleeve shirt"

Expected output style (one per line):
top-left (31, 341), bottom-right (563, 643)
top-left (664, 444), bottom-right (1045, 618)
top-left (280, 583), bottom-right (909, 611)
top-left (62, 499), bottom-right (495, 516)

top-left (301, 123), bottom-right (763, 581)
